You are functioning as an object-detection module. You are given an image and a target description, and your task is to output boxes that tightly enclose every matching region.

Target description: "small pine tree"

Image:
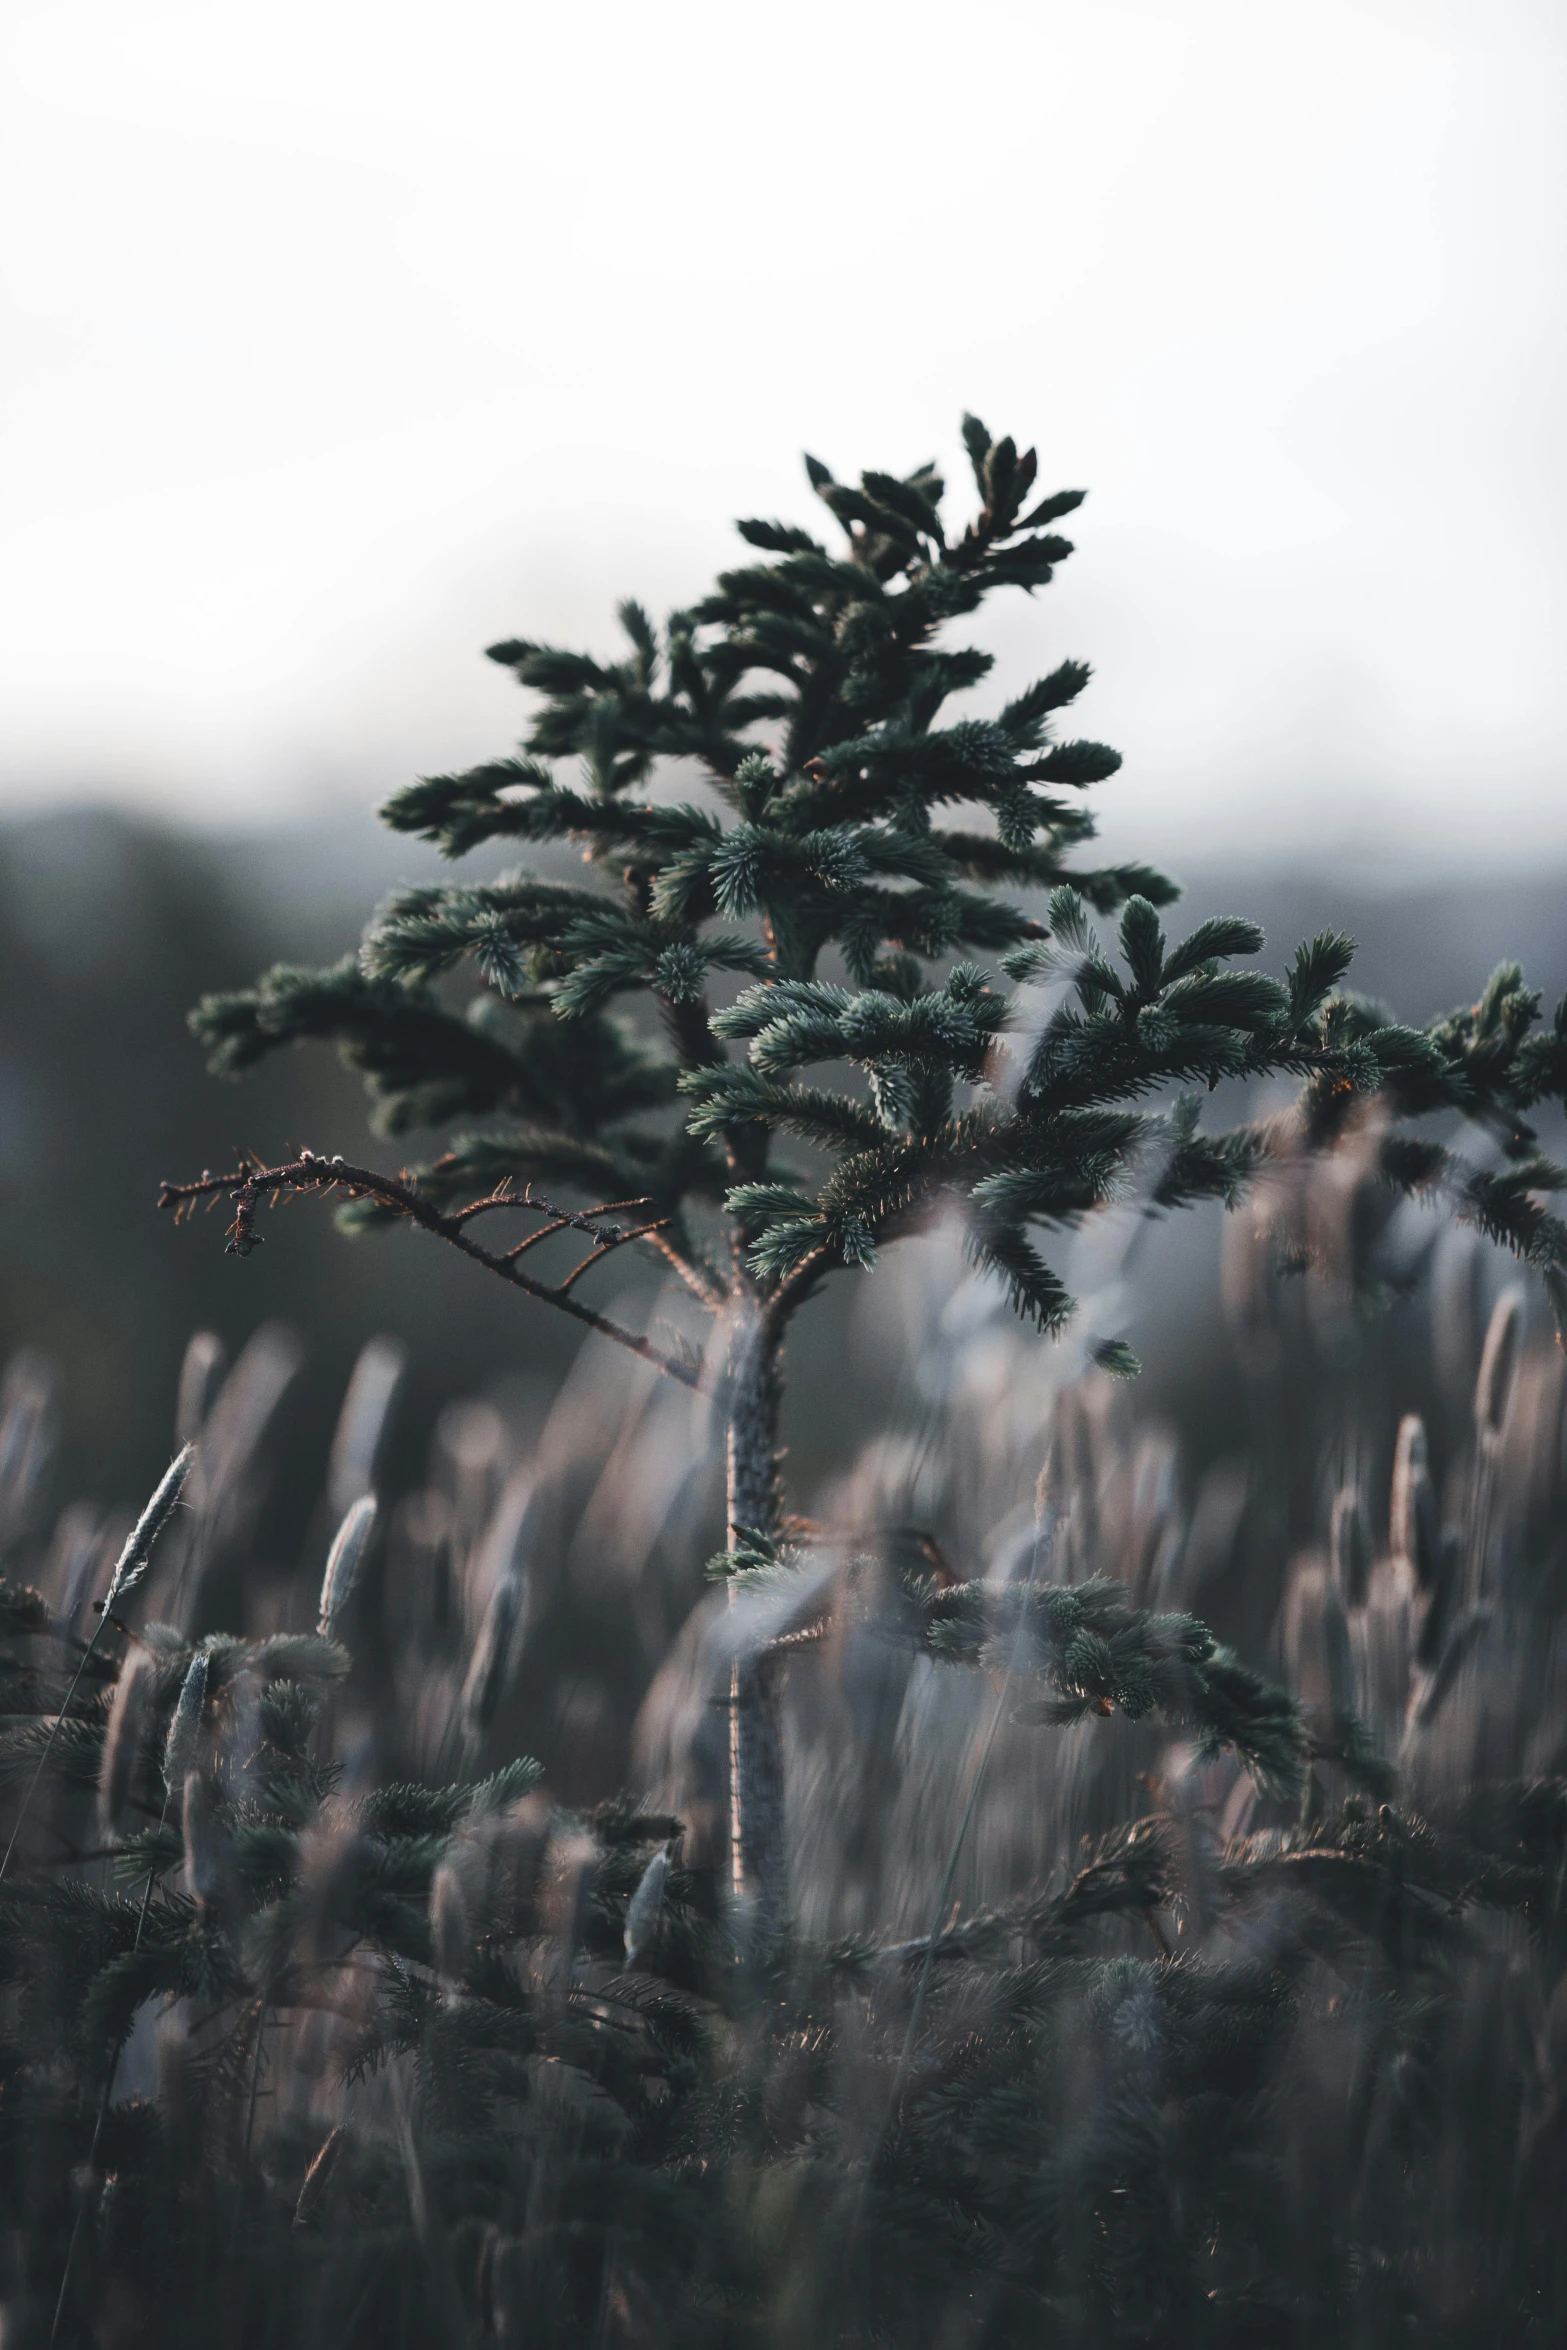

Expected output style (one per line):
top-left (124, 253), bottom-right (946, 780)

top-left (165, 417), bottom-right (1567, 1922)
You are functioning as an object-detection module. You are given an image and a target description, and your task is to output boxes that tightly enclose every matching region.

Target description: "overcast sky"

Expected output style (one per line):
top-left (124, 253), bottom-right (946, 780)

top-left (3, 0), bottom-right (1565, 876)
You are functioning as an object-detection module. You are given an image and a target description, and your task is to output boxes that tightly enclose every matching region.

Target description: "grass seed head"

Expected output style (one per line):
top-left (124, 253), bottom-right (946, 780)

top-left (105, 1444), bottom-right (195, 1609)
top-left (317, 1494), bottom-right (378, 1638)
top-left (161, 1651), bottom-right (209, 1796)
top-left (1390, 1416), bottom-right (1438, 1589)
top-left (622, 1846), bottom-right (670, 1970)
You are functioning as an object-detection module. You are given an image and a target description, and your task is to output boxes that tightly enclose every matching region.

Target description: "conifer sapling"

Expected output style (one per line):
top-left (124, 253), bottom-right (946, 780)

top-left (162, 416), bottom-right (1567, 1921)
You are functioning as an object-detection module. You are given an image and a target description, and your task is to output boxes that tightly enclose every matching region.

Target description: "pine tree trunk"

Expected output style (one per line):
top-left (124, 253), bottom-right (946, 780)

top-left (724, 1298), bottom-right (787, 1931)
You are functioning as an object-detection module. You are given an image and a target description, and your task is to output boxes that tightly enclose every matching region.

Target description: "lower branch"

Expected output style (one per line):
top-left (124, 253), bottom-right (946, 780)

top-left (159, 1153), bottom-right (707, 1392)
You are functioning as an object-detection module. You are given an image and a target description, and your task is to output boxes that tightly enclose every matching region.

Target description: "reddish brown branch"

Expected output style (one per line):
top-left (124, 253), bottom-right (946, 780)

top-left (644, 1229), bottom-right (729, 1310)
top-left (158, 1153), bottom-right (705, 1391)
top-left (554, 1219), bottom-right (668, 1297)
top-left (502, 1218), bottom-right (571, 1262)
top-left (447, 1184), bottom-right (653, 1236)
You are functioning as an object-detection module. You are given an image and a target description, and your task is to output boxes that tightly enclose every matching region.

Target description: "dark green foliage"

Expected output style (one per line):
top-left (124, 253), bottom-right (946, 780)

top-left (184, 419), bottom-right (1567, 1357)
top-left (716, 1532), bottom-right (1317, 1796)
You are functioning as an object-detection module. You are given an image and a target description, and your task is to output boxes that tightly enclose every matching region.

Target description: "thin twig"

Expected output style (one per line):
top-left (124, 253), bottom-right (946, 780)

top-left (555, 1220), bottom-right (670, 1297)
top-left (501, 1216), bottom-right (573, 1260)
top-left (644, 1229), bottom-right (729, 1310)
top-left (448, 1185), bottom-right (652, 1237)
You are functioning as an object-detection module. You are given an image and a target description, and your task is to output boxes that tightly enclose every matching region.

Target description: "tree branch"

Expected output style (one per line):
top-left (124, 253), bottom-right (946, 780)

top-left (158, 1154), bottom-right (708, 1391)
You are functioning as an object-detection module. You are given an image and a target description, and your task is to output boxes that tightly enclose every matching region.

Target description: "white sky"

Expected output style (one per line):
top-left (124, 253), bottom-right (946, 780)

top-left (2, 0), bottom-right (1565, 874)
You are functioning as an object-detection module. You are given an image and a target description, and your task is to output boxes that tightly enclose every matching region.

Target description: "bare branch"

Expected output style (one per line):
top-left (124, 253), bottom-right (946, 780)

top-left (432, 1161), bottom-right (729, 1306)
top-left (159, 1153), bottom-right (707, 1392)
top-left (554, 1219), bottom-right (669, 1297)
top-left (447, 1184), bottom-right (653, 1236)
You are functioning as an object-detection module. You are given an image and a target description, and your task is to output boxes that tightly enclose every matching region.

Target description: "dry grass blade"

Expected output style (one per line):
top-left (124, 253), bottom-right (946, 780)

top-left (98, 1647), bottom-right (154, 1839)
top-left (174, 1331), bottom-right (227, 1449)
top-left (1389, 1415), bottom-right (1438, 1590)
top-left (1476, 1284), bottom-right (1524, 1448)
top-left (292, 2126), bottom-right (345, 2231)
top-left (328, 1336), bottom-right (407, 1517)
top-left (182, 1768), bottom-right (220, 1910)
